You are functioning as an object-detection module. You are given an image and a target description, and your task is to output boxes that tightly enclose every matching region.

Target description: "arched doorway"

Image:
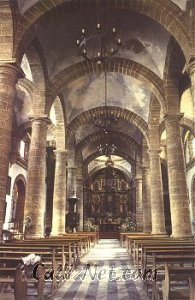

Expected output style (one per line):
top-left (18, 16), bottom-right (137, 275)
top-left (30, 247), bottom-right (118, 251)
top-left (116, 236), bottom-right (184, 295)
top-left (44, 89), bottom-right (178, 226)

top-left (10, 175), bottom-right (26, 233)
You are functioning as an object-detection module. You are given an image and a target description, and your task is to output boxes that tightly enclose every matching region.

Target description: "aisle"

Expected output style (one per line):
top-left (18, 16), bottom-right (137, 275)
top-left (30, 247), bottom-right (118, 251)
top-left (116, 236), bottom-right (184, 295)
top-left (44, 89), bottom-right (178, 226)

top-left (54, 239), bottom-right (149, 300)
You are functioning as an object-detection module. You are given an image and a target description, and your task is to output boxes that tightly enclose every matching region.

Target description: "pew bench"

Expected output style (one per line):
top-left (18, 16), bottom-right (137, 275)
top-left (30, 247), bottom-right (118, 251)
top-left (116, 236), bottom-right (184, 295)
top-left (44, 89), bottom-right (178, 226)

top-left (162, 264), bottom-right (195, 300)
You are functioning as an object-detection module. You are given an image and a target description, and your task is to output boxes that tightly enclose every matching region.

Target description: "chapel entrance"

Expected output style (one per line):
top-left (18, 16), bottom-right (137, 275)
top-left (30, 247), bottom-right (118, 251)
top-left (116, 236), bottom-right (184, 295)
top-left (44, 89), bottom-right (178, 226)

top-left (84, 166), bottom-right (136, 239)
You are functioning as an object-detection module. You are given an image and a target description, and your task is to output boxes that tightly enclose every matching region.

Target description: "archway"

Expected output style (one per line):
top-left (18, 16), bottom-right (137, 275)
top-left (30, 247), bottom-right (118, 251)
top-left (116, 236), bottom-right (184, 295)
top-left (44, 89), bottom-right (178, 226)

top-left (10, 176), bottom-right (26, 233)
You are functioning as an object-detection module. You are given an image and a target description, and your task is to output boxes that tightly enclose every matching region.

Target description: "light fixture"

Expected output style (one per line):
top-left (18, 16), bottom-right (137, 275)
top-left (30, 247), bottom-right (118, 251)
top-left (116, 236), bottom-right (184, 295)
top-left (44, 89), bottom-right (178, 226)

top-left (97, 143), bottom-right (117, 157)
top-left (76, 21), bottom-right (121, 133)
top-left (76, 24), bottom-right (122, 64)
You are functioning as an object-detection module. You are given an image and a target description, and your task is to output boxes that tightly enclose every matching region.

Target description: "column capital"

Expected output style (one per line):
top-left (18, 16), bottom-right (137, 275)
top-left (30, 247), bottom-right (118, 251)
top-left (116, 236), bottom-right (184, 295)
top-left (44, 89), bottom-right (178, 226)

top-left (0, 62), bottom-right (24, 80)
top-left (29, 115), bottom-right (51, 125)
top-left (135, 177), bottom-right (142, 181)
top-left (183, 56), bottom-right (195, 75)
top-left (163, 113), bottom-right (184, 123)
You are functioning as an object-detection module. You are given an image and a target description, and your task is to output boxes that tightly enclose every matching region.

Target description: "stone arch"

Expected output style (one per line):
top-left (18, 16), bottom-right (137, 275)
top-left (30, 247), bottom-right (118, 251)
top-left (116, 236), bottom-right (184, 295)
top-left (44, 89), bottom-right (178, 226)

top-left (11, 174), bottom-right (26, 233)
top-left (68, 107), bottom-right (149, 145)
top-left (48, 58), bottom-right (165, 113)
top-left (25, 43), bottom-right (47, 116)
top-left (49, 96), bottom-right (66, 151)
top-left (164, 37), bottom-right (186, 114)
top-left (89, 165), bottom-right (131, 183)
top-left (159, 117), bottom-right (195, 137)
top-left (76, 130), bottom-right (141, 157)
top-left (14, 0), bottom-right (191, 61)
top-left (84, 150), bottom-right (135, 169)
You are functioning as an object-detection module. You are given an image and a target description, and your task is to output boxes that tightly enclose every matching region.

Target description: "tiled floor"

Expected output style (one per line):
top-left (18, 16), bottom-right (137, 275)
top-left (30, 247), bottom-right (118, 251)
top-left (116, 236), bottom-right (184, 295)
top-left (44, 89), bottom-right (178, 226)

top-left (54, 239), bottom-right (149, 300)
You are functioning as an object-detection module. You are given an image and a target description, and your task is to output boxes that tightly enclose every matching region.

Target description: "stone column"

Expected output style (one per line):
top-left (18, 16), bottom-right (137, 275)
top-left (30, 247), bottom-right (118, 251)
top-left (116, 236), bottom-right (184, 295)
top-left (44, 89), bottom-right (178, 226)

top-left (67, 167), bottom-right (77, 200)
top-left (24, 116), bottom-right (50, 238)
top-left (135, 154), bottom-right (143, 231)
top-left (149, 149), bottom-right (166, 235)
top-left (0, 63), bottom-right (23, 239)
top-left (135, 177), bottom-right (143, 231)
top-left (66, 149), bottom-right (77, 200)
top-left (52, 150), bottom-right (68, 235)
top-left (164, 114), bottom-right (192, 238)
top-left (76, 173), bottom-right (84, 231)
top-left (142, 165), bottom-right (151, 233)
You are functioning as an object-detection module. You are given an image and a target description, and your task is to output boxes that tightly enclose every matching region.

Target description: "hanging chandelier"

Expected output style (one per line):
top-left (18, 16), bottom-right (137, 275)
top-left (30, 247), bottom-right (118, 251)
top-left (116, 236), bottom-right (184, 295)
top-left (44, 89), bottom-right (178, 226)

top-left (97, 143), bottom-right (117, 157)
top-left (76, 21), bottom-right (121, 133)
top-left (76, 23), bottom-right (122, 65)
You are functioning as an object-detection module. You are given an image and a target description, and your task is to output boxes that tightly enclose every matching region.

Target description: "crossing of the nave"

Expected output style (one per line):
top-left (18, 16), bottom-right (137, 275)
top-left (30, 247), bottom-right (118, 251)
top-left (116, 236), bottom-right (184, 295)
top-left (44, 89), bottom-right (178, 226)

top-left (0, 0), bottom-right (194, 299)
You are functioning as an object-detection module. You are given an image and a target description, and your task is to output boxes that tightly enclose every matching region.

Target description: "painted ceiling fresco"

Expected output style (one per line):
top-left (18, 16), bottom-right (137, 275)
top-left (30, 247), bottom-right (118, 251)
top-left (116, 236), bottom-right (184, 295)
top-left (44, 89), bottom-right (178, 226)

top-left (37, 8), bottom-right (170, 79)
top-left (14, 87), bottom-right (32, 126)
top-left (63, 73), bottom-right (151, 123)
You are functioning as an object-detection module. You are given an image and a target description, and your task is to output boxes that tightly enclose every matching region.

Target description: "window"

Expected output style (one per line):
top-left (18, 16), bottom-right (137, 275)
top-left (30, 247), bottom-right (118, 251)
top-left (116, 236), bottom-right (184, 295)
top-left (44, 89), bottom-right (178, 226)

top-left (19, 140), bottom-right (25, 159)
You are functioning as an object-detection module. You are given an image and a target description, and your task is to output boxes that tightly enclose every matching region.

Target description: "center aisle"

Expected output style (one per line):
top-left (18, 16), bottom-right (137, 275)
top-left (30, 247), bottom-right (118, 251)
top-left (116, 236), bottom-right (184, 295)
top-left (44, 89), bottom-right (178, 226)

top-left (54, 239), bottom-right (149, 300)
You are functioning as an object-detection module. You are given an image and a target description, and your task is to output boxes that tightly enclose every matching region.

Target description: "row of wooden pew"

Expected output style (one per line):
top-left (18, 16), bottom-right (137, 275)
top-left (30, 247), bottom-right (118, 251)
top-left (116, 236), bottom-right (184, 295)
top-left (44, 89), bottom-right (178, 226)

top-left (120, 232), bottom-right (195, 300)
top-left (0, 231), bottom-right (99, 299)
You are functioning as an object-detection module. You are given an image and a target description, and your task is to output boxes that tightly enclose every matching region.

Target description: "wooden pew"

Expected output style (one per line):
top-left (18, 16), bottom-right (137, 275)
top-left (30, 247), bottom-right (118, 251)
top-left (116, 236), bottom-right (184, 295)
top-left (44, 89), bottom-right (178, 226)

top-left (0, 246), bottom-right (60, 298)
top-left (120, 232), bottom-right (150, 248)
top-left (126, 236), bottom-right (194, 299)
top-left (162, 264), bottom-right (195, 300)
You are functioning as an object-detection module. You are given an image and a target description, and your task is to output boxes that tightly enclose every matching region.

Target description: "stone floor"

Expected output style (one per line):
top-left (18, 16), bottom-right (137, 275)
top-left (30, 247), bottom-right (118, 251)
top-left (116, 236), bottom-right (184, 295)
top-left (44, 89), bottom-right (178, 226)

top-left (54, 239), bottom-right (149, 300)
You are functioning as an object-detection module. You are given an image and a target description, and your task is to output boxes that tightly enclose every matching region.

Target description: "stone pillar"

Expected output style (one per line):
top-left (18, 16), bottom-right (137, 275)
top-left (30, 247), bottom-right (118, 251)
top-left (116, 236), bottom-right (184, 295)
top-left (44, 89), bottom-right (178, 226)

top-left (67, 167), bottom-right (77, 200)
top-left (0, 63), bottom-right (22, 239)
top-left (76, 173), bottom-right (84, 231)
top-left (164, 114), bottom-right (192, 238)
top-left (142, 165), bottom-right (151, 233)
top-left (135, 177), bottom-right (143, 231)
top-left (52, 150), bottom-right (68, 235)
top-left (135, 154), bottom-right (143, 231)
top-left (66, 149), bottom-right (76, 200)
top-left (24, 116), bottom-right (50, 238)
top-left (149, 149), bottom-right (166, 235)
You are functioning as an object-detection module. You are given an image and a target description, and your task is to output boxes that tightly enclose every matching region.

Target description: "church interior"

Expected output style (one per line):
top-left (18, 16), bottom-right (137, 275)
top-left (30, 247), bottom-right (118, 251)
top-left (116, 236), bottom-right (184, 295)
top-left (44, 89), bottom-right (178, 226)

top-left (0, 0), bottom-right (194, 299)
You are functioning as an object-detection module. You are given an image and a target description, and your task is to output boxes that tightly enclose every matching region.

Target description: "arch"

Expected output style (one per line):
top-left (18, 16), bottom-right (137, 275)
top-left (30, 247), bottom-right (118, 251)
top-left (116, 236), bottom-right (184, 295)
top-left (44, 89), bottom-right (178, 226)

top-left (25, 42), bottom-right (47, 115)
top-left (68, 107), bottom-right (149, 145)
top-left (14, 0), bottom-right (191, 62)
top-left (159, 117), bottom-right (195, 137)
top-left (164, 37), bottom-right (186, 113)
top-left (89, 164), bottom-right (132, 181)
top-left (49, 96), bottom-right (66, 150)
top-left (48, 58), bottom-right (165, 113)
top-left (76, 130), bottom-right (141, 157)
top-left (10, 174), bottom-right (26, 233)
top-left (84, 150), bottom-right (135, 169)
